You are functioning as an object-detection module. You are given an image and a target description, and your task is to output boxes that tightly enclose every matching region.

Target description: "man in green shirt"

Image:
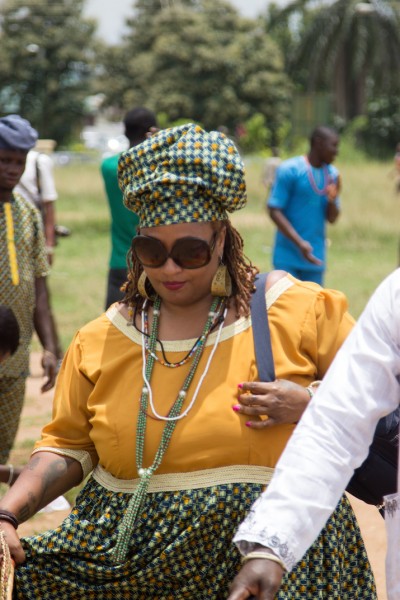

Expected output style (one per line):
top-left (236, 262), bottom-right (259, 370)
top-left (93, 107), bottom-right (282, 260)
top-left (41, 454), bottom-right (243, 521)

top-left (101, 107), bottom-right (157, 308)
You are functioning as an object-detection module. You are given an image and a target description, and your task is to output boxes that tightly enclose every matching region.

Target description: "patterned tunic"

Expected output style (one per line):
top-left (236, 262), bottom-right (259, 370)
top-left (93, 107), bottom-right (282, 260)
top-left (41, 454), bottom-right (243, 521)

top-left (0, 193), bottom-right (48, 463)
top-left (0, 193), bottom-right (48, 379)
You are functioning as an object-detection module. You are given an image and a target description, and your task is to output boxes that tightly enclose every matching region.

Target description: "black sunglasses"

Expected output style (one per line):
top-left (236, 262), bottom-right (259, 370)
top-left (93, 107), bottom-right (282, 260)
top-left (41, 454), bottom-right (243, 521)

top-left (132, 233), bottom-right (218, 269)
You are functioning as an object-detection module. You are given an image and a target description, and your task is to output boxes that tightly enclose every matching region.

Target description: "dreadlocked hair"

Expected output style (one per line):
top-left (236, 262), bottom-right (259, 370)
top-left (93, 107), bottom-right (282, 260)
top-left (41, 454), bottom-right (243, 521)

top-left (219, 220), bottom-right (258, 317)
top-left (122, 220), bottom-right (258, 317)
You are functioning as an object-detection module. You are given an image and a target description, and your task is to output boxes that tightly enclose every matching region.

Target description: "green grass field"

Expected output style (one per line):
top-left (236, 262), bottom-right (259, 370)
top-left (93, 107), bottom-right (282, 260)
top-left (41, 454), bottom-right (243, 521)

top-left (48, 155), bottom-right (399, 351)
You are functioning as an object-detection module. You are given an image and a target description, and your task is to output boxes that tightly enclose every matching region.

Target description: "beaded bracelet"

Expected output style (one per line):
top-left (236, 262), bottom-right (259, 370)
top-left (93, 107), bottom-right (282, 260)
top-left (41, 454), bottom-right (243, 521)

top-left (0, 510), bottom-right (19, 529)
top-left (306, 380), bottom-right (322, 399)
top-left (241, 551), bottom-right (286, 571)
top-left (6, 465), bottom-right (14, 486)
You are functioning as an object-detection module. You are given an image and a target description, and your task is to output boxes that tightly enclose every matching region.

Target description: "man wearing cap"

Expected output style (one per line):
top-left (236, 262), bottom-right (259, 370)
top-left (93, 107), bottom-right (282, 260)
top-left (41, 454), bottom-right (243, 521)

top-left (101, 107), bottom-right (157, 309)
top-left (15, 138), bottom-right (64, 364)
top-left (0, 114), bottom-right (57, 464)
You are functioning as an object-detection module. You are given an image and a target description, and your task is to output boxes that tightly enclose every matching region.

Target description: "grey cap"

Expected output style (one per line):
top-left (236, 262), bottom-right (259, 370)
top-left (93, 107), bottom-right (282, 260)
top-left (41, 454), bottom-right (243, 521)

top-left (0, 114), bottom-right (38, 151)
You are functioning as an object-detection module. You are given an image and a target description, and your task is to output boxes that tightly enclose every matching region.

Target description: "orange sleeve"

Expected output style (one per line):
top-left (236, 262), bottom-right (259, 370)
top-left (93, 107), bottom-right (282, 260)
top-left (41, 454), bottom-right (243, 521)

top-left (34, 331), bottom-right (99, 468)
top-left (302, 286), bottom-right (354, 379)
top-left (269, 278), bottom-right (354, 384)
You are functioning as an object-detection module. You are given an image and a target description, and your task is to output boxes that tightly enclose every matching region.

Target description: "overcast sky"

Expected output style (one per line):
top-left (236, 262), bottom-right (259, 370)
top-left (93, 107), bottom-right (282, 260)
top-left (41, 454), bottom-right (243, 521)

top-left (84, 0), bottom-right (286, 44)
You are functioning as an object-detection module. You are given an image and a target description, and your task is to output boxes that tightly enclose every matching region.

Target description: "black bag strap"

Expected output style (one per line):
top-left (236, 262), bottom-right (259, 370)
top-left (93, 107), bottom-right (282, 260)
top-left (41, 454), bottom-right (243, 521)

top-left (250, 272), bottom-right (275, 382)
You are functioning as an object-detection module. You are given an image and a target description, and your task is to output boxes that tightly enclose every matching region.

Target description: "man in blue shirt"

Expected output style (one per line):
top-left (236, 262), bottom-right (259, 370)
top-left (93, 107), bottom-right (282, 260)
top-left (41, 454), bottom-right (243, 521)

top-left (267, 126), bottom-right (341, 285)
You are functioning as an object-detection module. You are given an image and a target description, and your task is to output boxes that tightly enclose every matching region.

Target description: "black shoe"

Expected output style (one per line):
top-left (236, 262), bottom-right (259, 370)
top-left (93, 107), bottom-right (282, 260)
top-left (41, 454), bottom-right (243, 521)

top-left (55, 225), bottom-right (71, 237)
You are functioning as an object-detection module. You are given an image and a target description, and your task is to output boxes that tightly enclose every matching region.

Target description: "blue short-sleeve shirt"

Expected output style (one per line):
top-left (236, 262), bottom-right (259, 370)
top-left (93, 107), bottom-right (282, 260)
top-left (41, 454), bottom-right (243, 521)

top-left (267, 155), bottom-right (340, 272)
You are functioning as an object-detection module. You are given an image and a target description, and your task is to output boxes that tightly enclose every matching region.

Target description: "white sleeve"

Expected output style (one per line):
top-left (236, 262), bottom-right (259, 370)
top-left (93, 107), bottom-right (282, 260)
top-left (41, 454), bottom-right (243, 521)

top-left (37, 154), bottom-right (58, 202)
top-left (234, 269), bottom-right (400, 570)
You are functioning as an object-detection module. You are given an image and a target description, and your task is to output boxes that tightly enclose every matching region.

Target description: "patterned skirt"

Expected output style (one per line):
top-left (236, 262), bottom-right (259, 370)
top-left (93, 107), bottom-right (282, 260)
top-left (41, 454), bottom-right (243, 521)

top-left (14, 477), bottom-right (376, 599)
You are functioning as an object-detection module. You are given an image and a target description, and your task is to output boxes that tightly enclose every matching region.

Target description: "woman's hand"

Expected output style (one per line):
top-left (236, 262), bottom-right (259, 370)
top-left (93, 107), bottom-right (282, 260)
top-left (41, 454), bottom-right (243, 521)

top-left (227, 557), bottom-right (284, 599)
top-left (234, 380), bottom-right (310, 428)
top-left (0, 522), bottom-right (25, 565)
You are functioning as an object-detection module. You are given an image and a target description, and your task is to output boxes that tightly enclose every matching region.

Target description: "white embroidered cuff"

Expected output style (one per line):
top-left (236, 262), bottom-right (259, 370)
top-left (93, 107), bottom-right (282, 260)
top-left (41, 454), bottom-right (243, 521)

top-left (31, 447), bottom-right (93, 480)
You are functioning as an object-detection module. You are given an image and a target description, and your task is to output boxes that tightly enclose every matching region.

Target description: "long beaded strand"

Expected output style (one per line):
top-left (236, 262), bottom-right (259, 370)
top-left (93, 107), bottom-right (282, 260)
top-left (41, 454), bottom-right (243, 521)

top-left (112, 295), bottom-right (224, 563)
top-left (304, 155), bottom-right (330, 196)
top-left (143, 299), bottom-right (227, 422)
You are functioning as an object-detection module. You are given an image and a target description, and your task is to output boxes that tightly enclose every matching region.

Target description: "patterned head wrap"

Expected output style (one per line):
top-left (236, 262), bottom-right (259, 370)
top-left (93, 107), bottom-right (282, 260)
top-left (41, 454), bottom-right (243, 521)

top-left (118, 123), bottom-right (247, 228)
top-left (0, 115), bottom-right (38, 151)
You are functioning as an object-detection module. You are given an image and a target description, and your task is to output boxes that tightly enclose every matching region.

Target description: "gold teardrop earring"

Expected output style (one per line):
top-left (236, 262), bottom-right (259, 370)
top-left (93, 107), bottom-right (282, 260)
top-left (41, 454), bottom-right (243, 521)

top-left (211, 260), bottom-right (232, 297)
top-left (137, 271), bottom-right (155, 300)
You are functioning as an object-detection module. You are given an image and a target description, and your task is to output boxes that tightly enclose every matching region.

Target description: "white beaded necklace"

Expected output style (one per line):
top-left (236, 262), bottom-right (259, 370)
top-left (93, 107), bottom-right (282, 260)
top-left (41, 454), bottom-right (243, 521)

top-left (140, 301), bottom-right (227, 422)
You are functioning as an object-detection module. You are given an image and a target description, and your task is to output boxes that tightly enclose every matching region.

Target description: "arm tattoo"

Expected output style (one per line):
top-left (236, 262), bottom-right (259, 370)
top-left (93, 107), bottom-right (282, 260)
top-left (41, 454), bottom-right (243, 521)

top-left (42, 457), bottom-right (70, 488)
top-left (26, 455), bottom-right (42, 471)
top-left (16, 456), bottom-right (77, 520)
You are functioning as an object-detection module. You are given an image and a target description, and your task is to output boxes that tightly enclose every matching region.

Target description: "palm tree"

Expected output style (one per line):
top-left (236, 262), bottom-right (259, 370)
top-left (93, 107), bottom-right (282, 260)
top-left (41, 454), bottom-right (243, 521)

top-left (269, 0), bottom-right (400, 120)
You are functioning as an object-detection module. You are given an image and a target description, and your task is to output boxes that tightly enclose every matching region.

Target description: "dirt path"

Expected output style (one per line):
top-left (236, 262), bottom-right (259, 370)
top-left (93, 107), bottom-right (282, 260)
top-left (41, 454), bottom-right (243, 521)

top-left (9, 353), bottom-right (388, 598)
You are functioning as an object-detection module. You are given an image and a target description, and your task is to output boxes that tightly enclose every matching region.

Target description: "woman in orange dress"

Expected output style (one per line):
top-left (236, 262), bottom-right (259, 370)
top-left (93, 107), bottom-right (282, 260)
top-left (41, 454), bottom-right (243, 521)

top-left (0, 124), bottom-right (376, 599)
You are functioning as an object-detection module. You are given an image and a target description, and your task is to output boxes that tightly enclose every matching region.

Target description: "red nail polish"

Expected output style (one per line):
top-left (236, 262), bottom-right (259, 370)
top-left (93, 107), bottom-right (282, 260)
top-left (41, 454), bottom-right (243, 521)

top-left (237, 383), bottom-right (243, 389)
top-left (245, 421), bottom-right (252, 427)
top-left (232, 405), bottom-right (241, 412)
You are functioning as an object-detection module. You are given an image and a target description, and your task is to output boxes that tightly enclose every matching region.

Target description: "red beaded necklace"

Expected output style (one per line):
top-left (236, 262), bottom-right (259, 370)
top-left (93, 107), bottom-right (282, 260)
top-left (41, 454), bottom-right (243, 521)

top-left (304, 155), bottom-right (330, 196)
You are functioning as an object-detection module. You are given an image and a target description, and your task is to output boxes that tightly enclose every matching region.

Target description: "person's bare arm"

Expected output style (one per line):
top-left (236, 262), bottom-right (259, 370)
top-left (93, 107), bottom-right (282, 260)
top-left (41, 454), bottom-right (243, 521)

top-left (268, 207), bottom-right (322, 266)
top-left (42, 201), bottom-right (56, 264)
top-left (33, 277), bottom-right (57, 391)
top-left (326, 200), bottom-right (340, 223)
top-left (0, 452), bottom-right (83, 564)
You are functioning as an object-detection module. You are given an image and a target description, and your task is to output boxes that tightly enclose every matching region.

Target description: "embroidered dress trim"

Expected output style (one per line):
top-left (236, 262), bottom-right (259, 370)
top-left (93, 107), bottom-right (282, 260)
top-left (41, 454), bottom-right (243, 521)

top-left (265, 276), bottom-right (294, 309)
top-left (4, 202), bottom-right (19, 286)
top-left (106, 276), bottom-right (294, 351)
top-left (92, 463), bottom-right (274, 493)
top-left (32, 447), bottom-right (93, 479)
top-left (235, 530), bottom-right (300, 572)
top-left (385, 492), bottom-right (400, 519)
top-left (107, 303), bottom-right (250, 349)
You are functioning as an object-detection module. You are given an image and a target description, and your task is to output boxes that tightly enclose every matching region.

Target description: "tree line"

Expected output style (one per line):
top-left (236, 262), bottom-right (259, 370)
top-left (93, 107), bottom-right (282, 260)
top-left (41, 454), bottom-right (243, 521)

top-left (1, 0), bottom-right (399, 154)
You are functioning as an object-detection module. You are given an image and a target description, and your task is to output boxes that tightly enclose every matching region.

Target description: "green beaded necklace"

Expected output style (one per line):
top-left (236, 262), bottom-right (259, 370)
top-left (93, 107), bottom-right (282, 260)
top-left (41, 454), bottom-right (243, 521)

top-left (112, 294), bottom-right (223, 563)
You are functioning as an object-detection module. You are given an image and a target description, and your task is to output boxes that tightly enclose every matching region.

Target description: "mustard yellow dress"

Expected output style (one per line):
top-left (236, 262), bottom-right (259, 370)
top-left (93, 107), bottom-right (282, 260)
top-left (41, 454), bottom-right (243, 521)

top-left (14, 276), bottom-right (376, 599)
